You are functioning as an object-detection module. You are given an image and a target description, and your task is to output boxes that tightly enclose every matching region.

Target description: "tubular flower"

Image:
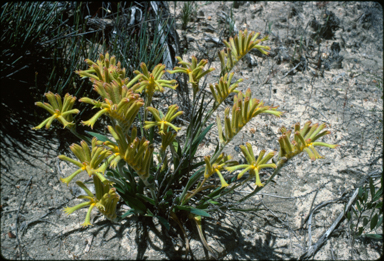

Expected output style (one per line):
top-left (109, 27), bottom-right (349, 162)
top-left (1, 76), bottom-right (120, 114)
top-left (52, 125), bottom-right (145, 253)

top-left (106, 125), bottom-right (153, 181)
top-left (79, 89), bottom-right (144, 133)
top-left (226, 143), bottom-right (276, 187)
top-left (277, 121), bottom-right (339, 161)
top-left (167, 56), bottom-right (215, 95)
top-left (33, 92), bottom-right (79, 130)
top-left (204, 154), bottom-right (237, 188)
top-left (58, 137), bottom-right (113, 185)
top-left (64, 180), bottom-right (119, 227)
top-left (144, 105), bottom-right (184, 135)
top-left (132, 63), bottom-right (178, 106)
top-left (75, 52), bottom-right (135, 87)
top-left (216, 88), bottom-right (283, 144)
top-left (219, 29), bottom-right (270, 75)
top-left (209, 72), bottom-right (242, 107)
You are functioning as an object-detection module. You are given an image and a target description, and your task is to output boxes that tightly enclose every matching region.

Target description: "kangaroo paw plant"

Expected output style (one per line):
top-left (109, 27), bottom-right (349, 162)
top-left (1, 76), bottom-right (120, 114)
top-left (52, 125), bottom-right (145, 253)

top-left (33, 30), bottom-right (338, 257)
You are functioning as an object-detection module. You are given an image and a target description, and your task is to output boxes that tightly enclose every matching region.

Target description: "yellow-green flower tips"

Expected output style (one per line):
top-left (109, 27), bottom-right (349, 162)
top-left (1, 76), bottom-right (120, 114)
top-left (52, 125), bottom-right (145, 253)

top-left (167, 56), bottom-right (215, 95)
top-left (144, 105), bottom-right (184, 135)
top-left (209, 72), bottom-right (242, 107)
top-left (33, 92), bottom-right (79, 130)
top-left (226, 143), bottom-right (276, 187)
top-left (58, 137), bottom-right (113, 185)
top-left (64, 180), bottom-right (119, 226)
top-left (216, 89), bottom-right (282, 144)
top-left (277, 121), bottom-right (339, 161)
top-left (95, 188), bottom-right (120, 221)
top-left (75, 52), bottom-right (128, 85)
top-left (79, 89), bottom-right (144, 133)
top-left (133, 63), bottom-right (178, 93)
top-left (220, 30), bottom-right (270, 74)
top-left (204, 154), bottom-right (236, 188)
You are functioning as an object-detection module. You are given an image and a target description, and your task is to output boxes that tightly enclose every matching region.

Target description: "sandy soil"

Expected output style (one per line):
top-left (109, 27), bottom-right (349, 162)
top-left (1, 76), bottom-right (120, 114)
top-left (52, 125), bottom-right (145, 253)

top-left (1, 1), bottom-right (383, 260)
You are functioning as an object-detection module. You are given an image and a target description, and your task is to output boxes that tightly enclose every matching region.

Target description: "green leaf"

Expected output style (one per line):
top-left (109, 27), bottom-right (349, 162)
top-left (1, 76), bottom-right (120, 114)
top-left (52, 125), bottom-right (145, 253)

top-left (86, 131), bottom-right (116, 144)
top-left (364, 190), bottom-right (368, 203)
top-left (347, 211), bottom-right (351, 221)
top-left (358, 227), bottom-right (364, 236)
top-left (372, 188), bottom-right (382, 202)
top-left (189, 207), bottom-right (211, 217)
top-left (363, 217), bottom-right (369, 226)
top-left (370, 213), bottom-right (379, 230)
top-left (163, 189), bottom-right (173, 201)
top-left (365, 234), bottom-right (382, 240)
top-left (363, 189), bottom-right (369, 203)
top-left (121, 194), bottom-right (147, 214)
top-left (136, 193), bottom-right (156, 206)
top-left (358, 187), bottom-right (363, 199)
top-left (356, 201), bottom-right (362, 212)
top-left (369, 178), bottom-right (375, 200)
top-left (105, 173), bottom-right (126, 191)
top-left (376, 216), bottom-right (383, 228)
top-left (352, 206), bottom-right (358, 217)
top-left (175, 205), bottom-right (191, 211)
top-left (156, 216), bottom-right (170, 231)
top-left (174, 205), bottom-right (211, 217)
top-left (179, 167), bottom-right (204, 203)
top-left (146, 209), bottom-right (154, 217)
top-left (190, 123), bottom-right (214, 156)
top-left (120, 209), bottom-right (136, 219)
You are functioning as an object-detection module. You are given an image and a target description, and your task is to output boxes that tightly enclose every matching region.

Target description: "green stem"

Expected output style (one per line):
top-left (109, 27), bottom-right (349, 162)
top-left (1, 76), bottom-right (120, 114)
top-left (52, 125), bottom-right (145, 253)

top-left (142, 178), bottom-right (158, 205)
top-left (205, 157), bottom-right (289, 212)
top-left (181, 178), bottom-right (207, 206)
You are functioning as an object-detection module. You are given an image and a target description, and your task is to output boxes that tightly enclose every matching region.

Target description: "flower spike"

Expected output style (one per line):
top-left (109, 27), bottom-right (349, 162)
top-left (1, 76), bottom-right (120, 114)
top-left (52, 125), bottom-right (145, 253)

top-left (277, 121), bottom-right (339, 161)
top-left (216, 88), bottom-right (283, 144)
top-left (219, 30), bottom-right (270, 75)
top-left (209, 72), bottom-right (243, 107)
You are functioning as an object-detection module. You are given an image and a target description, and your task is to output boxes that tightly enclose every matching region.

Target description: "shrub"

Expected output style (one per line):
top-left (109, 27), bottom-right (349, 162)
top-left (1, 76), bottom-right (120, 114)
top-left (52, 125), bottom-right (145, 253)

top-left (33, 30), bottom-right (338, 257)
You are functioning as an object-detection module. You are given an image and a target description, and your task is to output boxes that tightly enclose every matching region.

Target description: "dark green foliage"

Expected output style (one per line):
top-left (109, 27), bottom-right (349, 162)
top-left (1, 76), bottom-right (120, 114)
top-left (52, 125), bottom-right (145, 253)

top-left (346, 174), bottom-right (383, 240)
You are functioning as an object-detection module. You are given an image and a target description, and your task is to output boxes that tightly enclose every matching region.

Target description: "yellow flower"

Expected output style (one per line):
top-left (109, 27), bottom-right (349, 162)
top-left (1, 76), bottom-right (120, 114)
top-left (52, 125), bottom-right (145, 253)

top-left (226, 143), bottom-right (276, 187)
top-left (132, 63), bottom-right (178, 107)
top-left (167, 56), bottom-right (215, 95)
top-left (58, 137), bottom-right (112, 185)
top-left (144, 105), bottom-right (184, 135)
top-left (204, 154), bottom-right (236, 188)
top-left (33, 92), bottom-right (79, 130)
